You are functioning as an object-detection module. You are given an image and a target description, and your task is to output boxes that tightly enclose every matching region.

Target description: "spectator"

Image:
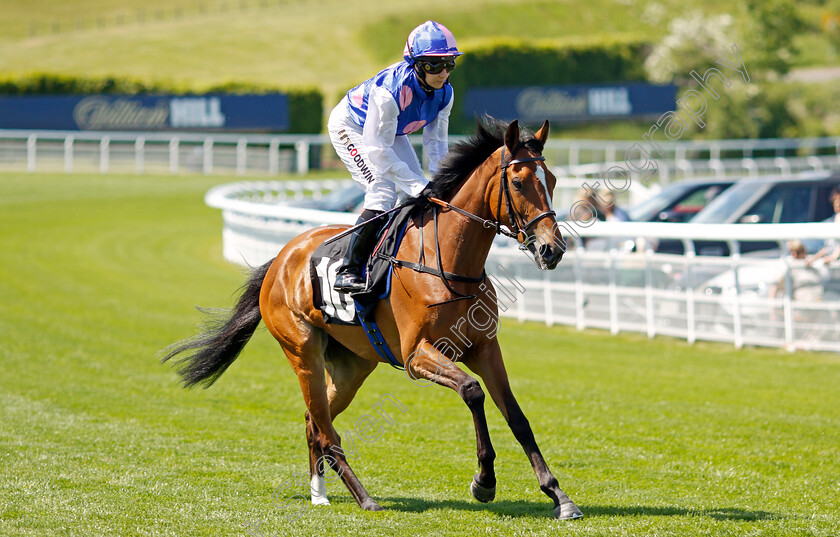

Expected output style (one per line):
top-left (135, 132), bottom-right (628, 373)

top-left (807, 186), bottom-right (840, 267)
top-left (569, 187), bottom-right (599, 222)
top-left (562, 188), bottom-right (600, 249)
top-left (596, 188), bottom-right (630, 221)
top-left (771, 240), bottom-right (823, 303)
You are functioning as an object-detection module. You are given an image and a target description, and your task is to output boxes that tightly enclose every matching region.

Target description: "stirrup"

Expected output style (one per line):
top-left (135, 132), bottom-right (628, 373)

top-left (334, 271), bottom-right (367, 293)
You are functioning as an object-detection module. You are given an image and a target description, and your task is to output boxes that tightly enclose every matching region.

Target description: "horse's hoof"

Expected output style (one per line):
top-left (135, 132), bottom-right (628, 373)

top-left (554, 501), bottom-right (583, 520)
top-left (470, 474), bottom-right (496, 503)
top-left (362, 500), bottom-right (383, 511)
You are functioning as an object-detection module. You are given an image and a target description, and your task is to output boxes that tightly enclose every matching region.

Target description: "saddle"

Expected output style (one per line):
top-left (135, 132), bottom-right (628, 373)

top-left (310, 204), bottom-right (414, 327)
top-left (310, 200), bottom-right (487, 369)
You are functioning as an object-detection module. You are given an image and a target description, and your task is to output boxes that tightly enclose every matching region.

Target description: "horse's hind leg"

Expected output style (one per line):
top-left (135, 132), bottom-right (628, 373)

top-left (269, 313), bottom-right (381, 511)
top-left (306, 341), bottom-right (377, 506)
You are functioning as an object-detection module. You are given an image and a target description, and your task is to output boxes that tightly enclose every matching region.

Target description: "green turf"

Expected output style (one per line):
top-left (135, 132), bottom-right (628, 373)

top-left (1, 171), bottom-right (839, 536)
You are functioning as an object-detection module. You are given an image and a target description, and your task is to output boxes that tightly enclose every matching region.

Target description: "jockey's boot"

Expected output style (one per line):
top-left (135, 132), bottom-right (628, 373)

top-left (334, 209), bottom-right (384, 294)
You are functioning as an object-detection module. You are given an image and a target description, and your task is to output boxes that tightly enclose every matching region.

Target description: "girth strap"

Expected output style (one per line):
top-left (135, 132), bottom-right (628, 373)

top-left (356, 303), bottom-right (404, 370)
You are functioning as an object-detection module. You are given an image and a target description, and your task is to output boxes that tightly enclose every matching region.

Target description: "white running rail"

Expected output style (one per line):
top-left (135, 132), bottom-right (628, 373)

top-left (206, 180), bottom-right (840, 353)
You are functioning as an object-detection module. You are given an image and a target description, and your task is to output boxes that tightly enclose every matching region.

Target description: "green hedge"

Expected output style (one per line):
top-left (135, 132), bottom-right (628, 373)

top-left (698, 79), bottom-right (840, 140)
top-left (448, 36), bottom-right (649, 133)
top-left (0, 73), bottom-right (323, 133)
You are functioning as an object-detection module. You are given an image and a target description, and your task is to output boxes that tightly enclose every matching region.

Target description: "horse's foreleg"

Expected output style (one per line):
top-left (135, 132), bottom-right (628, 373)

top-left (464, 343), bottom-right (583, 520)
top-left (405, 340), bottom-right (497, 501)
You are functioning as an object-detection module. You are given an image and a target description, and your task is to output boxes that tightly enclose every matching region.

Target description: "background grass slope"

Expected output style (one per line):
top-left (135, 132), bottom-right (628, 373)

top-left (1, 0), bottom-right (836, 102)
top-left (1, 171), bottom-right (839, 536)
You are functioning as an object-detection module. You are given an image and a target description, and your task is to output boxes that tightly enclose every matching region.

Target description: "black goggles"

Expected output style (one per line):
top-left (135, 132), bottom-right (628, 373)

top-left (418, 59), bottom-right (456, 74)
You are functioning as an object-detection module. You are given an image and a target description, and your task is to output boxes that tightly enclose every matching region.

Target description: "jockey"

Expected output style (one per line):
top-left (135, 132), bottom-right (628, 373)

top-left (327, 20), bottom-right (462, 294)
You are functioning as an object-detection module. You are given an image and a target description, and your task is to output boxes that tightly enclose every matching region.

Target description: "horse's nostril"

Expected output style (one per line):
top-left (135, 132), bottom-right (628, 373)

top-left (539, 244), bottom-right (550, 258)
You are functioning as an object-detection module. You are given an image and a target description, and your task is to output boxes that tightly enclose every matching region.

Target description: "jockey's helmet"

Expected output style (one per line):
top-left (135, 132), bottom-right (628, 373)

top-left (403, 21), bottom-right (462, 62)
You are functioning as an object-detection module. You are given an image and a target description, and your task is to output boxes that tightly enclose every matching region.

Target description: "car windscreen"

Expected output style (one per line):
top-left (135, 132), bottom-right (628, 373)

top-left (318, 183), bottom-right (364, 212)
top-left (627, 183), bottom-right (692, 221)
top-left (691, 182), bottom-right (763, 223)
top-left (744, 184), bottom-right (813, 223)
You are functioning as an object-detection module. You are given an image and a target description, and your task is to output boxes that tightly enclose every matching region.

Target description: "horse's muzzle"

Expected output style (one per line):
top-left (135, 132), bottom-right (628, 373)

top-left (537, 242), bottom-right (564, 270)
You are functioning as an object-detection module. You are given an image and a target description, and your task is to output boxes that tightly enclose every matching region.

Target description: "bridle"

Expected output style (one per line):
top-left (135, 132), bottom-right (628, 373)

top-left (429, 143), bottom-right (556, 246)
top-left (493, 144), bottom-right (556, 242)
top-left (391, 143), bottom-right (558, 307)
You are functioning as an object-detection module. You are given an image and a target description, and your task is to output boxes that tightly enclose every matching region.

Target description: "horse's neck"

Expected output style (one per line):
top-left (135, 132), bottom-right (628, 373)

top-left (427, 161), bottom-right (498, 277)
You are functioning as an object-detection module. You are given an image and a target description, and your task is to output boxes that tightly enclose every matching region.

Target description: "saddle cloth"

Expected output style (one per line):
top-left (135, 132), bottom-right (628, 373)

top-left (310, 204), bottom-right (415, 326)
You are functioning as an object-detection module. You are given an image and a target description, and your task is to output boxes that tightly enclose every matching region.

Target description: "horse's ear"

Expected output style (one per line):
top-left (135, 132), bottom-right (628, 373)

top-left (504, 120), bottom-right (520, 153)
top-left (534, 120), bottom-right (550, 145)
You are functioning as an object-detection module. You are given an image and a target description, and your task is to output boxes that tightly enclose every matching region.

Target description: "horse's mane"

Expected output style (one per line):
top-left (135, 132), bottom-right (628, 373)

top-left (427, 116), bottom-right (545, 202)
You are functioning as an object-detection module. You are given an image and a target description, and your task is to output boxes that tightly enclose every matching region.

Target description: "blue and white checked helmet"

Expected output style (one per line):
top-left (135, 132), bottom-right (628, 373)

top-left (403, 21), bottom-right (462, 62)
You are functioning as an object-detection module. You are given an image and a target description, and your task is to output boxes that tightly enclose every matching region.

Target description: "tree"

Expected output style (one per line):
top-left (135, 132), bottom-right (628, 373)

top-left (644, 12), bottom-right (735, 85)
top-left (644, 1), bottom-right (805, 83)
top-left (737, 0), bottom-right (805, 77)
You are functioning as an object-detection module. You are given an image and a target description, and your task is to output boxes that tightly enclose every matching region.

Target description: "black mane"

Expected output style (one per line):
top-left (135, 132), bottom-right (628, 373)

top-left (428, 116), bottom-right (545, 202)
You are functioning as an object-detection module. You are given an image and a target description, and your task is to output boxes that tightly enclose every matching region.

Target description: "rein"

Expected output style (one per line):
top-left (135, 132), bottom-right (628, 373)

top-left (385, 205), bottom-right (486, 308)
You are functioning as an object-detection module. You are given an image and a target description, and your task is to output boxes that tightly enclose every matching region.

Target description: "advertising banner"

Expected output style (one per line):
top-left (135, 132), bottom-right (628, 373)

top-left (463, 83), bottom-right (677, 123)
top-left (0, 94), bottom-right (289, 132)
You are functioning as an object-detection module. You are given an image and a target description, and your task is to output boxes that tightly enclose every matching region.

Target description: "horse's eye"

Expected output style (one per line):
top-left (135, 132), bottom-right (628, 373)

top-left (512, 179), bottom-right (523, 191)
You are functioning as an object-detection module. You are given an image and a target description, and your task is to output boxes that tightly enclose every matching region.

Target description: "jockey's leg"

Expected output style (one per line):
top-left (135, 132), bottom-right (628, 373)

top-left (334, 209), bottom-right (383, 293)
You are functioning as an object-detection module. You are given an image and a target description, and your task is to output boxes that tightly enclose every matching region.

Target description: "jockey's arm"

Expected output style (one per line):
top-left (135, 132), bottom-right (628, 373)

top-left (423, 97), bottom-right (452, 176)
top-left (363, 86), bottom-right (429, 198)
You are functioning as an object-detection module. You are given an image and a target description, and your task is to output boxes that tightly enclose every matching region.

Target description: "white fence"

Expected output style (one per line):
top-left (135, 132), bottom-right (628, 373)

top-left (0, 129), bottom-right (322, 175)
top-left (3, 129), bottom-right (839, 179)
top-left (206, 180), bottom-right (840, 353)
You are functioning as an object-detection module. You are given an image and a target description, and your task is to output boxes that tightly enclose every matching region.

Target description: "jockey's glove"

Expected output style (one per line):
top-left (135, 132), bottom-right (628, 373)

top-left (418, 182), bottom-right (436, 199)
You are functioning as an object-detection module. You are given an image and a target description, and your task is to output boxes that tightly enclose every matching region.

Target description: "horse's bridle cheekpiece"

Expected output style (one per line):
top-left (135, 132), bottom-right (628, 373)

top-left (494, 144), bottom-right (556, 242)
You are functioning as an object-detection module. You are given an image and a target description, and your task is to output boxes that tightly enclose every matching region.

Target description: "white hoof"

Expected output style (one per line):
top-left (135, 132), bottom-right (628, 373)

top-left (310, 475), bottom-right (330, 506)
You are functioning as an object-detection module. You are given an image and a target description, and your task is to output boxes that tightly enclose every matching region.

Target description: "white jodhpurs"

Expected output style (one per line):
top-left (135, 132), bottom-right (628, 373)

top-left (328, 98), bottom-right (426, 211)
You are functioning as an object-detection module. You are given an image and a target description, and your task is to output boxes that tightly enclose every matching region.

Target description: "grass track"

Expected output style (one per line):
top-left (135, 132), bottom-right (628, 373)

top-left (1, 171), bottom-right (839, 536)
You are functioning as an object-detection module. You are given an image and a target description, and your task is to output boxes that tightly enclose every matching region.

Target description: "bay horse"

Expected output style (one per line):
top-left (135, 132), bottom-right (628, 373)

top-left (161, 118), bottom-right (583, 520)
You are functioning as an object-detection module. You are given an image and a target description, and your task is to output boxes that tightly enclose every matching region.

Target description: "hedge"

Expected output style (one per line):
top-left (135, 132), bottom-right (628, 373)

top-left (0, 73), bottom-right (323, 133)
top-left (699, 79), bottom-right (840, 140)
top-left (447, 36), bottom-right (650, 133)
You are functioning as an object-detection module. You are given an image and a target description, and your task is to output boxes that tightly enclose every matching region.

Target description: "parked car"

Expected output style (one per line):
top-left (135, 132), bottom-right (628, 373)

top-left (693, 171), bottom-right (839, 224)
top-left (627, 178), bottom-right (735, 223)
top-left (559, 178), bottom-right (735, 252)
top-left (659, 171), bottom-right (840, 255)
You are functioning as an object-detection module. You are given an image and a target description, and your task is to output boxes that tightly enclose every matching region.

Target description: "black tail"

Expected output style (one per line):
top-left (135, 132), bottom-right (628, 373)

top-left (160, 260), bottom-right (272, 388)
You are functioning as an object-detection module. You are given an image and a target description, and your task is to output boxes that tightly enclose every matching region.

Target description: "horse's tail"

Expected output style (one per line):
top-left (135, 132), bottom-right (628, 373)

top-left (160, 259), bottom-right (273, 389)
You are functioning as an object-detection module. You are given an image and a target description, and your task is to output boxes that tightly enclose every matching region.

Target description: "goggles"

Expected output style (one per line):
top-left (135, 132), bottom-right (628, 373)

top-left (418, 58), bottom-right (456, 74)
